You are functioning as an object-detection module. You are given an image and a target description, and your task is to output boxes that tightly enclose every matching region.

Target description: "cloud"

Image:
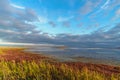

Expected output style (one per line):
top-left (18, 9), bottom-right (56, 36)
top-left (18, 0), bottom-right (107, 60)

top-left (57, 16), bottom-right (74, 22)
top-left (10, 4), bottom-right (25, 9)
top-left (0, 0), bottom-right (120, 48)
top-left (79, 0), bottom-right (101, 15)
top-left (38, 16), bottom-right (48, 24)
top-left (62, 21), bottom-right (70, 27)
top-left (0, 0), bottom-right (43, 42)
top-left (111, 8), bottom-right (120, 21)
top-left (0, 0), bottom-right (39, 28)
top-left (52, 23), bottom-right (120, 44)
top-left (48, 21), bottom-right (56, 27)
top-left (57, 16), bottom-right (73, 27)
top-left (109, 0), bottom-right (120, 10)
top-left (92, 0), bottom-right (119, 18)
top-left (0, 29), bottom-right (19, 34)
top-left (101, 0), bottom-right (110, 9)
top-left (93, 0), bottom-right (110, 14)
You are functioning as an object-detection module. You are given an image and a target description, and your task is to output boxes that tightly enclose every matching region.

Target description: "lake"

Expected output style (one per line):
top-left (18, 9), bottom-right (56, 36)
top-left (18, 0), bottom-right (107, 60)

top-left (26, 42), bottom-right (120, 65)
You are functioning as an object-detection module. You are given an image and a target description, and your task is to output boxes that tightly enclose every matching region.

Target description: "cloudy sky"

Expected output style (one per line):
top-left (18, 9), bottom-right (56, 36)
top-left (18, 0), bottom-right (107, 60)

top-left (0, 0), bottom-right (120, 45)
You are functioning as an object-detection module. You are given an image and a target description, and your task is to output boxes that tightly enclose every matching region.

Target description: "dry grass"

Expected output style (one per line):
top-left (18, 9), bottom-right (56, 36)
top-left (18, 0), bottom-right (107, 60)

top-left (0, 47), bottom-right (120, 80)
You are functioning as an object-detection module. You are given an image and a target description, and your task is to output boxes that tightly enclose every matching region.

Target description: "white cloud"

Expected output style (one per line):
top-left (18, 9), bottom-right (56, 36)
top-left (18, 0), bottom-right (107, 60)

top-left (93, 0), bottom-right (111, 14)
top-left (10, 3), bottom-right (25, 9)
top-left (0, 42), bottom-right (48, 46)
top-left (101, 0), bottom-right (110, 9)
top-left (38, 16), bottom-right (48, 24)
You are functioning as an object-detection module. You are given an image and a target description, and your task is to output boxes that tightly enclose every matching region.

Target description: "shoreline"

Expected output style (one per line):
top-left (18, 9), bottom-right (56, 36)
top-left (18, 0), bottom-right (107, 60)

top-left (71, 56), bottom-right (120, 66)
top-left (26, 48), bottom-right (120, 66)
top-left (0, 47), bottom-right (120, 76)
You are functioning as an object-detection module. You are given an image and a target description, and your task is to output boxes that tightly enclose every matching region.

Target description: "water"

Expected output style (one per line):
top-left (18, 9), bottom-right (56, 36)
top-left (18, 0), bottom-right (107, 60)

top-left (27, 42), bottom-right (120, 64)
top-left (1, 42), bottom-right (120, 64)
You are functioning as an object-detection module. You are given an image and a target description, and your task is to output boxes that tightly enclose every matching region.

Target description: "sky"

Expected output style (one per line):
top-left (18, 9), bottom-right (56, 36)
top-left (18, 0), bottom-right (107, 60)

top-left (0, 0), bottom-right (120, 45)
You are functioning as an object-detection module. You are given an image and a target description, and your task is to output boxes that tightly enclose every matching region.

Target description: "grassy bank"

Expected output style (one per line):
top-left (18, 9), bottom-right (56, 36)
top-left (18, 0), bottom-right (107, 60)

top-left (0, 47), bottom-right (120, 80)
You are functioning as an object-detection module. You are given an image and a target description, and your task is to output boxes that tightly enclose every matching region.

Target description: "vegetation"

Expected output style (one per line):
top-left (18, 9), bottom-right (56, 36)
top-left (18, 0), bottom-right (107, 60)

top-left (0, 60), bottom-right (119, 80)
top-left (0, 47), bottom-right (120, 80)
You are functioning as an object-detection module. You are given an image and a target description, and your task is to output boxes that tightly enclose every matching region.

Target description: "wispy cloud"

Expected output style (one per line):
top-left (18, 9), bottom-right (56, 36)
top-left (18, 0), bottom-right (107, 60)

top-left (57, 16), bottom-right (74, 22)
top-left (115, 9), bottom-right (120, 16)
top-left (48, 21), bottom-right (56, 27)
top-left (62, 21), bottom-right (70, 27)
top-left (93, 0), bottom-right (111, 15)
top-left (111, 8), bottom-right (120, 21)
top-left (101, 0), bottom-right (110, 9)
top-left (10, 4), bottom-right (25, 9)
top-left (38, 16), bottom-right (48, 24)
top-left (79, 0), bottom-right (101, 15)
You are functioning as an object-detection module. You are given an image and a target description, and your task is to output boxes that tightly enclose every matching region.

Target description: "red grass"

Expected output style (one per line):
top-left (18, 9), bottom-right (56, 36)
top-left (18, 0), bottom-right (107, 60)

top-left (0, 48), bottom-right (49, 62)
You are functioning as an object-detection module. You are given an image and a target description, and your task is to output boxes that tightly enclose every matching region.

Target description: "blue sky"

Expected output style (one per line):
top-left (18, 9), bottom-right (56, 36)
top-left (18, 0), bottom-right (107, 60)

top-left (9, 0), bottom-right (119, 34)
top-left (0, 0), bottom-right (120, 44)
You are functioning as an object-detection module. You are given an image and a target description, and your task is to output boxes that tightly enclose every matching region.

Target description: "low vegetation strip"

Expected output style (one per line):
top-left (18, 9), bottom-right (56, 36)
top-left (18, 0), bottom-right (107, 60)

top-left (0, 47), bottom-right (120, 80)
top-left (0, 47), bottom-right (50, 62)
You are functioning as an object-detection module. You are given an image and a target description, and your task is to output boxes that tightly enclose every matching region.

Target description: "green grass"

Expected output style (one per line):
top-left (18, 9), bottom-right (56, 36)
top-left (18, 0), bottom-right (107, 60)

top-left (0, 60), bottom-right (119, 80)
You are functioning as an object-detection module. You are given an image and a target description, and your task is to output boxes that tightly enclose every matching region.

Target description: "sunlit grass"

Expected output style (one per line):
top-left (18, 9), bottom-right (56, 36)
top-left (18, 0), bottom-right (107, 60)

top-left (0, 60), bottom-right (119, 80)
top-left (0, 47), bottom-right (24, 55)
top-left (0, 50), bottom-right (3, 54)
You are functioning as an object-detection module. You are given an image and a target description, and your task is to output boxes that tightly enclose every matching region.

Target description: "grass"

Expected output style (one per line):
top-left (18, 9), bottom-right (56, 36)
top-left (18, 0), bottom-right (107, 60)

top-left (0, 47), bottom-right (120, 80)
top-left (0, 50), bottom-right (3, 54)
top-left (0, 60), bottom-right (115, 80)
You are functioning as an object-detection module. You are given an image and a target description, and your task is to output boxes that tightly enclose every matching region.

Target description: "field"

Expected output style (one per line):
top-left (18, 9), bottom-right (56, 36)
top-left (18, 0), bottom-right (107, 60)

top-left (0, 47), bottom-right (120, 80)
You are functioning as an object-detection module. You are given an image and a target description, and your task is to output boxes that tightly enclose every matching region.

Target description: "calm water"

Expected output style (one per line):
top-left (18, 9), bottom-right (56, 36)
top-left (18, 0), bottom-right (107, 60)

top-left (27, 42), bottom-right (120, 64)
top-left (1, 42), bottom-right (120, 64)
